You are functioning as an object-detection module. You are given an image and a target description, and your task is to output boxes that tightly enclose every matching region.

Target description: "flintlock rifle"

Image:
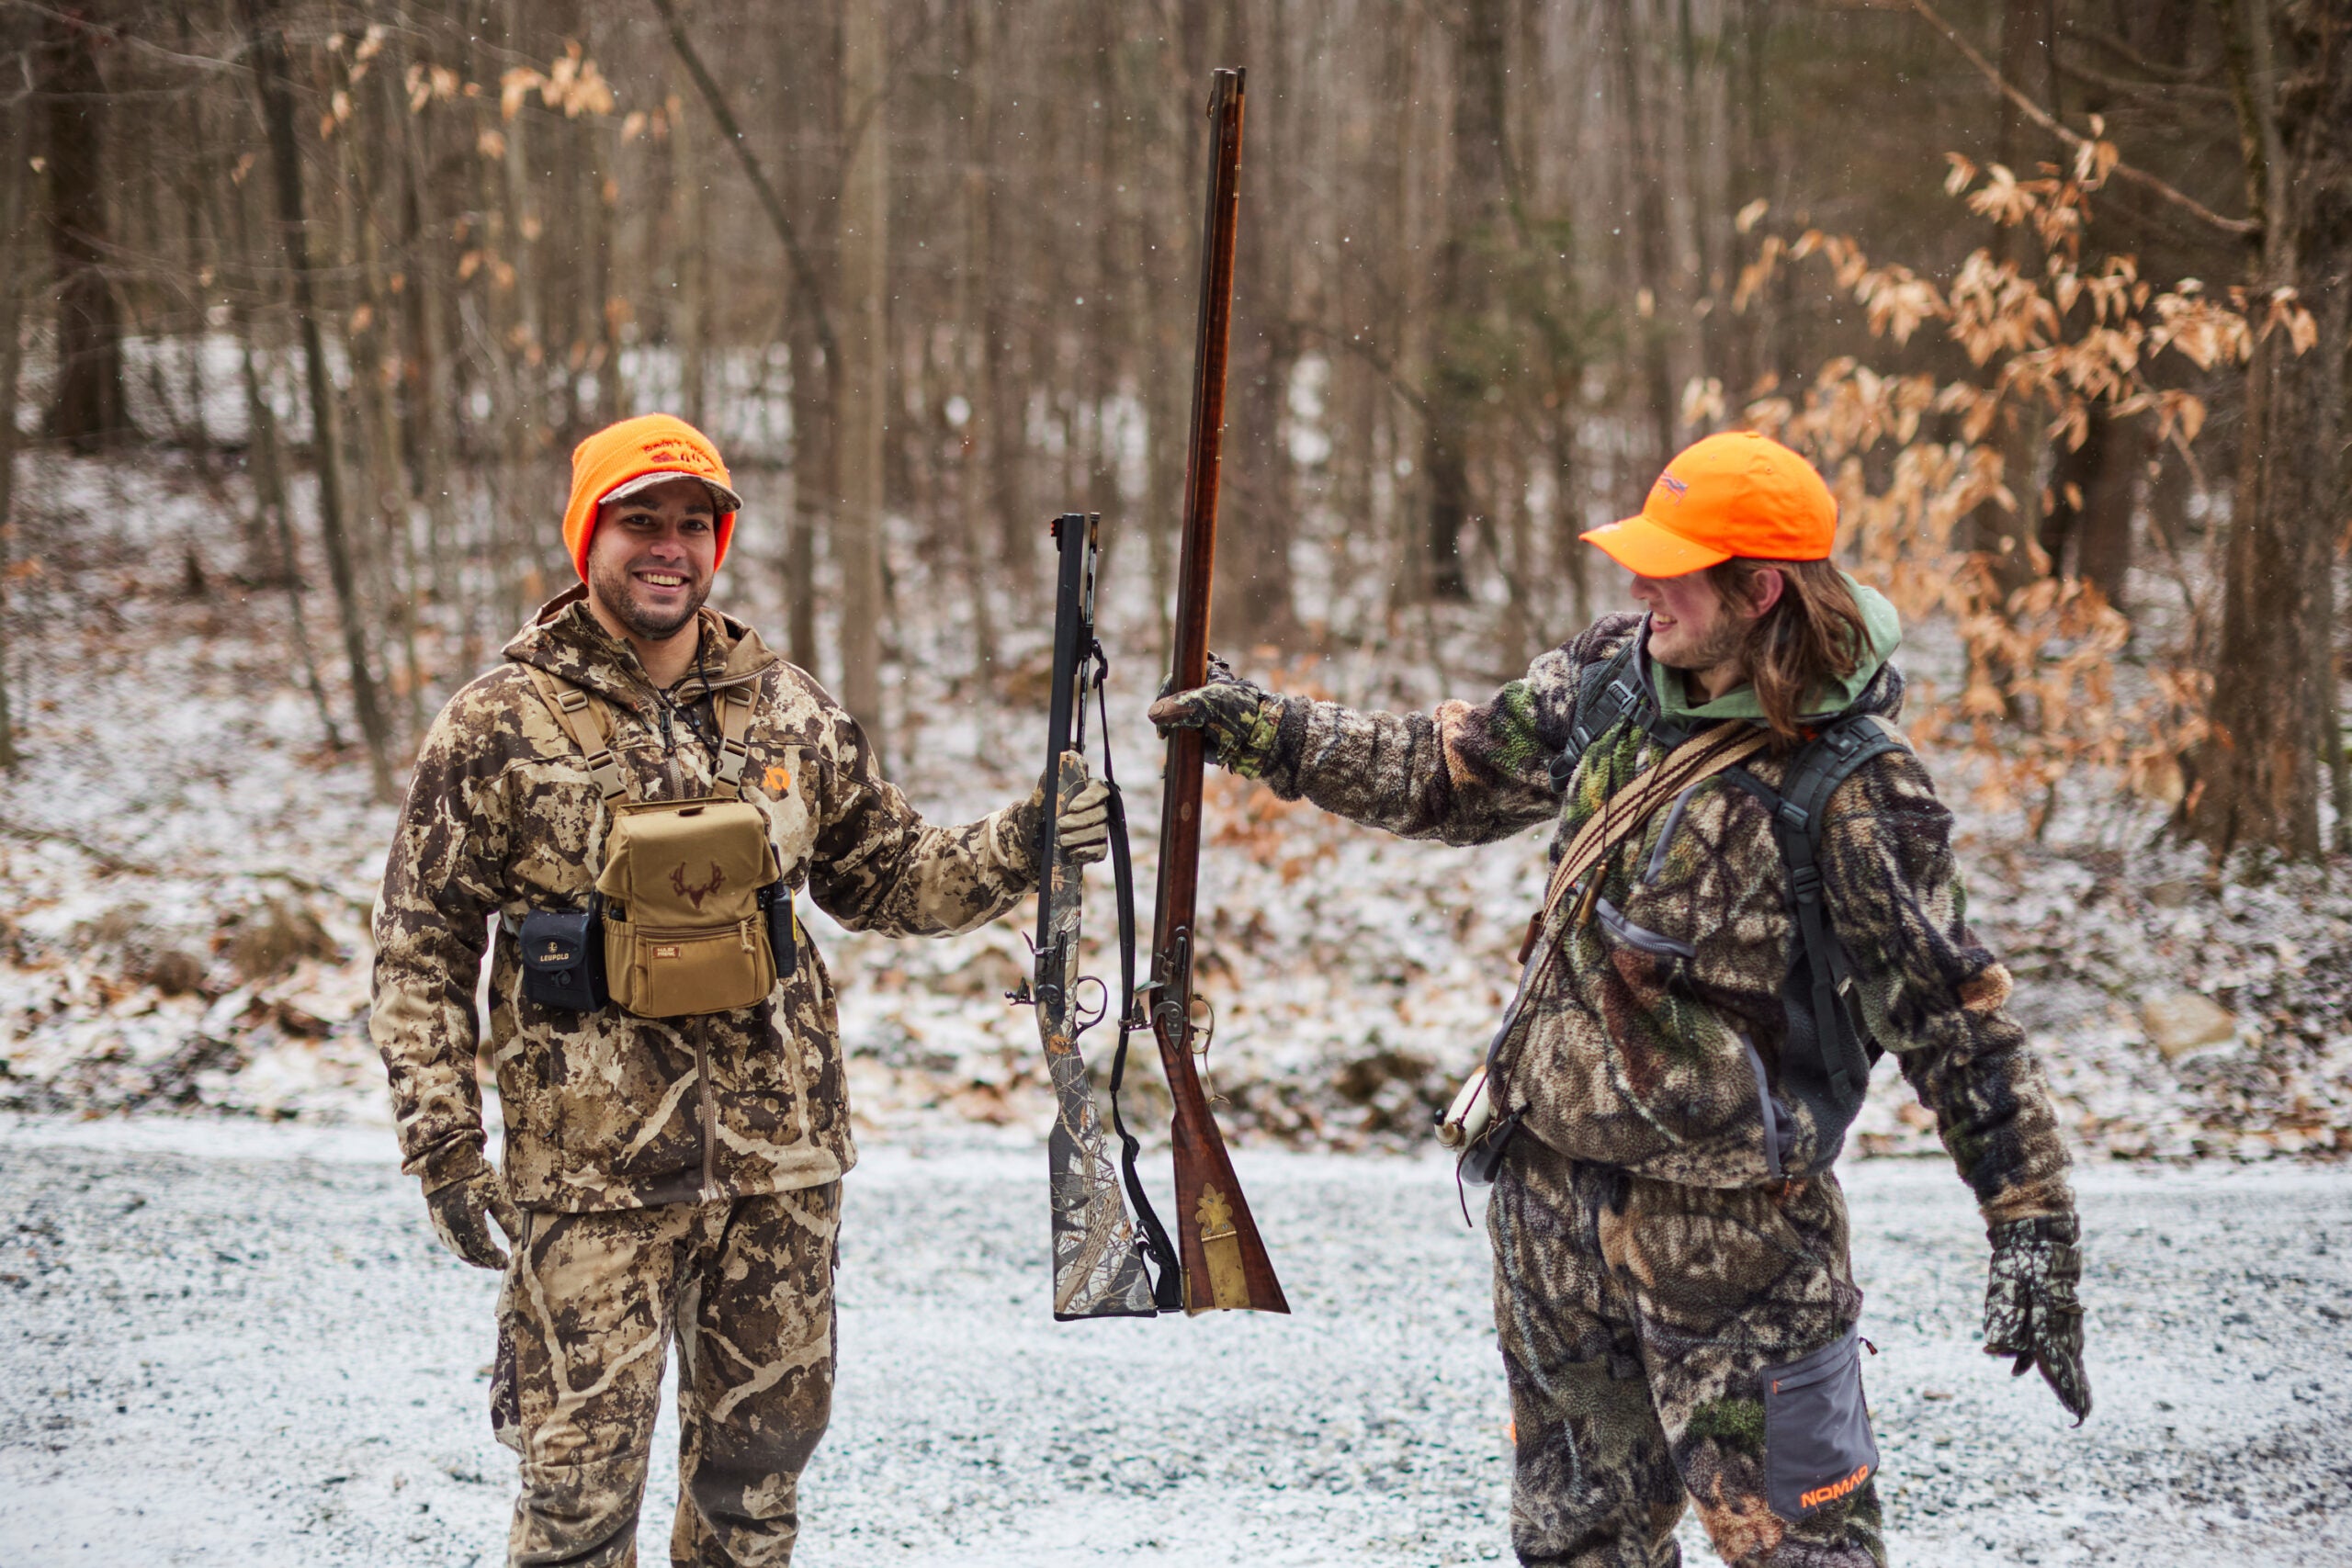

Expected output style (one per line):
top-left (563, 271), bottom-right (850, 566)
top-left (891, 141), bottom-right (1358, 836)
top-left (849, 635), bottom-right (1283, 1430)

top-left (1142, 68), bottom-right (1289, 1316)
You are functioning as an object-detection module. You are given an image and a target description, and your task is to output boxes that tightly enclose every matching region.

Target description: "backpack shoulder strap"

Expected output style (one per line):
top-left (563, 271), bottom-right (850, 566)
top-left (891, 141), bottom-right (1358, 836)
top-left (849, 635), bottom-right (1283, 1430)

top-left (525, 667), bottom-right (631, 805)
top-left (710, 683), bottom-right (758, 799)
top-left (1767, 714), bottom-right (1913, 1104)
top-left (1548, 634), bottom-right (1646, 794)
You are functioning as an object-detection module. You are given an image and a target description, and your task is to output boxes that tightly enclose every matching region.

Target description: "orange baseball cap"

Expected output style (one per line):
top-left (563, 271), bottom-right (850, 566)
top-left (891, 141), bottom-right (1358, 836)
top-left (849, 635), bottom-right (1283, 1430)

top-left (1580, 431), bottom-right (1836, 577)
top-left (561, 413), bottom-right (745, 581)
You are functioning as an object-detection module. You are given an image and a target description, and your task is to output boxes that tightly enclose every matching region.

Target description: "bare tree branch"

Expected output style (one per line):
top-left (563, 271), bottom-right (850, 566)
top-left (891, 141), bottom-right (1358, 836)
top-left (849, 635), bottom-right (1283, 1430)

top-left (645, 0), bottom-right (840, 371)
top-left (2060, 19), bottom-right (2222, 85)
top-left (1907, 0), bottom-right (2261, 239)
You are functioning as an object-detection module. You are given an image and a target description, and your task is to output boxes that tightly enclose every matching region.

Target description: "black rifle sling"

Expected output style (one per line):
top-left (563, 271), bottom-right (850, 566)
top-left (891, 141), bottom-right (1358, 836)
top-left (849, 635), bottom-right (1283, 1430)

top-left (1753, 715), bottom-right (1908, 1106)
top-left (1092, 648), bottom-right (1186, 1311)
top-left (1549, 636), bottom-right (1647, 795)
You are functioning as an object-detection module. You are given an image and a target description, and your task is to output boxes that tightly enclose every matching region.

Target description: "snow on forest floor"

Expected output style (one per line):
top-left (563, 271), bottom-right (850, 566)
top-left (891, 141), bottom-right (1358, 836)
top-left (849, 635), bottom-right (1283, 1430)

top-left (3, 450), bottom-right (2346, 1167)
top-left (3, 1114), bottom-right (2348, 1567)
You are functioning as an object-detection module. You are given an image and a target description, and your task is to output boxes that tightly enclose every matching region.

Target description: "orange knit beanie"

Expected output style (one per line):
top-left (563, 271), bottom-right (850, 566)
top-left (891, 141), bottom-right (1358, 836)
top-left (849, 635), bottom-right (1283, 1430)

top-left (562, 414), bottom-right (742, 581)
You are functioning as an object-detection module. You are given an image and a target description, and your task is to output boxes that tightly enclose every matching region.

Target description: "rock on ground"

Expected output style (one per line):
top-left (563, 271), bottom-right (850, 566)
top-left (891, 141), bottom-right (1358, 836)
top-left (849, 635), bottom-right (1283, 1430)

top-left (1, 1115), bottom-right (2347, 1566)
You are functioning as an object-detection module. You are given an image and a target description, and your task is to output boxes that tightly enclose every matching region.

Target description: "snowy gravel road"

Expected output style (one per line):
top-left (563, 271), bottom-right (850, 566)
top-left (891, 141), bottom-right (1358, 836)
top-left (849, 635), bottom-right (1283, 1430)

top-left (3, 1117), bottom-right (2348, 1567)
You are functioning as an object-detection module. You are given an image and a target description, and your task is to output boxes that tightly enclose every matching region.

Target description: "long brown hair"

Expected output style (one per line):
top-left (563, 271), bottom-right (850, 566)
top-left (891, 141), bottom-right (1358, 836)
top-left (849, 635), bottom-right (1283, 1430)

top-left (1701, 558), bottom-right (1871, 745)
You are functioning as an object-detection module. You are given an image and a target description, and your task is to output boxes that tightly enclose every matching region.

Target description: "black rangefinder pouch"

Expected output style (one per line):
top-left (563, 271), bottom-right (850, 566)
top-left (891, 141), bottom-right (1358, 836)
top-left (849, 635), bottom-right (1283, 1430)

top-left (519, 904), bottom-right (606, 1011)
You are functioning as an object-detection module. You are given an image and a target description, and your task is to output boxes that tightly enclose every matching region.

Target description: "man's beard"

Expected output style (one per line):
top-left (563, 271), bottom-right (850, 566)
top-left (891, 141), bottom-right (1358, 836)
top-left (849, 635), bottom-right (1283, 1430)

top-left (592, 558), bottom-right (708, 642)
top-left (1649, 611), bottom-right (1745, 673)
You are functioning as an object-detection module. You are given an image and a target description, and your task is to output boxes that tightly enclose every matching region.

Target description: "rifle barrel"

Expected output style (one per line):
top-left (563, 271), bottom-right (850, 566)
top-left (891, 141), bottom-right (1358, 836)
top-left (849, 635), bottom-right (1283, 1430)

top-left (1036, 512), bottom-right (1092, 958)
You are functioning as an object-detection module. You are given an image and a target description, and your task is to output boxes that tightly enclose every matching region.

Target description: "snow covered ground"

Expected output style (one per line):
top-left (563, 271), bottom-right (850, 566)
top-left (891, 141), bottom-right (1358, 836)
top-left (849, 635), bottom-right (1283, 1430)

top-left (4, 1114), bottom-right (2348, 1567)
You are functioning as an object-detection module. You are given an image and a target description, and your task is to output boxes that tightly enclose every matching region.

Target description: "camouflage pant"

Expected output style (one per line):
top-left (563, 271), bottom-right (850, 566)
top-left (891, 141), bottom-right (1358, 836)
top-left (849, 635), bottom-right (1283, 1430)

top-left (492, 1183), bottom-right (841, 1567)
top-left (1489, 1149), bottom-right (1884, 1568)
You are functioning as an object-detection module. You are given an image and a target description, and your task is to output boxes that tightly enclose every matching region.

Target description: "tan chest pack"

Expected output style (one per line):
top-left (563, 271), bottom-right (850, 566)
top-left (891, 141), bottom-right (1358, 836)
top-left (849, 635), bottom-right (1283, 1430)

top-left (529, 669), bottom-right (783, 1019)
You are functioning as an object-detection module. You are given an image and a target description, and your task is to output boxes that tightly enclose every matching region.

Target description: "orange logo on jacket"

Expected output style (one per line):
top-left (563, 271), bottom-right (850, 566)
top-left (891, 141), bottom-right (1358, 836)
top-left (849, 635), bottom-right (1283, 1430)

top-left (1798, 1463), bottom-right (1873, 1511)
top-left (763, 764), bottom-right (792, 795)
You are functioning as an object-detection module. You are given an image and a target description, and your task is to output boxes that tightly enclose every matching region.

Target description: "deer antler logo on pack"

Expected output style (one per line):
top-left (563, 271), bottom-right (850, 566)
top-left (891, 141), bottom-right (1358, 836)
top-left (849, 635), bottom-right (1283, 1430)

top-left (669, 862), bottom-right (726, 910)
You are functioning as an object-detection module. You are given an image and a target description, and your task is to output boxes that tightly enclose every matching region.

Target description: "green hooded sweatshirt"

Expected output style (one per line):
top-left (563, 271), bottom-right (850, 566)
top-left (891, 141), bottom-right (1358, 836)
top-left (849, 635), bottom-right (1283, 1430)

top-left (1650, 572), bottom-right (1904, 724)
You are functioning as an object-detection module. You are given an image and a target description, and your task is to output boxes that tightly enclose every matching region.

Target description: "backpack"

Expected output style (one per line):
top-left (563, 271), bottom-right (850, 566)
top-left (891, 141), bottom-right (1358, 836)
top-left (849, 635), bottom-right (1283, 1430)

top-left (1549, 636), bottom-right (1911, 1119)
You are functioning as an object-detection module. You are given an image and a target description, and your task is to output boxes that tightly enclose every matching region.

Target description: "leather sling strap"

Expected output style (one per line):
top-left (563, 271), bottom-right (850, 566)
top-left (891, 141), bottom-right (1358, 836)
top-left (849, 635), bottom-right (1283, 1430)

top-left (526, 666), bottom-right (760, 803)
top-left (1540, 719), bottom-right (1772, 926)
top-left (1479, 718), bottom-right (1773, 1100)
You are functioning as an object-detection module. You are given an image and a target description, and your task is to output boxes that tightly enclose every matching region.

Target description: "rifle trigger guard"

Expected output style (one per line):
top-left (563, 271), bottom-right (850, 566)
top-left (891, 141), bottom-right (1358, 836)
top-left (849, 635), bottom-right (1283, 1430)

top-left (1189, 991), bottom-right (1216, 1057)
top-left (1071, 974), bottom-right (1109, 1034)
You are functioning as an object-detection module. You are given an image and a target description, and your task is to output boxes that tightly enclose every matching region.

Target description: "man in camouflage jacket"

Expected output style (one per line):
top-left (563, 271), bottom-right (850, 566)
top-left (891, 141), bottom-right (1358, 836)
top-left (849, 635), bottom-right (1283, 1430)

top-left (1153, 433), bottom-right (2087, 1567)
top-left (373, 415), bottom-right (1103, 1567)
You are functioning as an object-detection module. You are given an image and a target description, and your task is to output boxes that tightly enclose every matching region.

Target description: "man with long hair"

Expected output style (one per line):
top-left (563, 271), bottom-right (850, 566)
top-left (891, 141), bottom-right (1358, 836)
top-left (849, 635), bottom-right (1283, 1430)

top-left (1151, 431), bottom-right (2086, 1567)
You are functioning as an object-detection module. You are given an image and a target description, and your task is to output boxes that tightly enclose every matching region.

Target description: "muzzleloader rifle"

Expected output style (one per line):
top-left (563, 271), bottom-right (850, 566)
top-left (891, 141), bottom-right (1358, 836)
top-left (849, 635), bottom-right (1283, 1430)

top-left (1014, 513), bottom-right (1183, 1318)
top-left (1142, 68), bottom-right (1289, 1316)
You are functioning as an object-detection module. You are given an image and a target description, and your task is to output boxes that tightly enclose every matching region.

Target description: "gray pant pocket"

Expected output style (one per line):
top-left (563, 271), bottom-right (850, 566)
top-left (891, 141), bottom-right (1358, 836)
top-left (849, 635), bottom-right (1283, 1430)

top-left (1762, 1324), bottom-right (1879, 1521)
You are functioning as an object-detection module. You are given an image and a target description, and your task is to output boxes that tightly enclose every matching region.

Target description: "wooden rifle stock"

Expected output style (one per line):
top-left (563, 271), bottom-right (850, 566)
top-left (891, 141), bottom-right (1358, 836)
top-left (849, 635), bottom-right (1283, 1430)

top-left (1147, 69), bottom-right (1288, 1317)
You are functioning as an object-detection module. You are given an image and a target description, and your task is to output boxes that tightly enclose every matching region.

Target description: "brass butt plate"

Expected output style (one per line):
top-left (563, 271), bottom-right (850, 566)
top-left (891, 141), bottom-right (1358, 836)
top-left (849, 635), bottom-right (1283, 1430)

top-left (1193, 1184), bottom-right (1250, 1311)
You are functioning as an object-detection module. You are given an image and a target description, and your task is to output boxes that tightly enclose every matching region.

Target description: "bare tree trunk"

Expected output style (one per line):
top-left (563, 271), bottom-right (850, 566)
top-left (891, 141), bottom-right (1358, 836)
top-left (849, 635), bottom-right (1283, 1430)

top-left (1421, 0), bottom-right (1510, 602)
top-left (1970, 0), bottom-right (2053, 591)
top-left (2189, 0), bottom-right (2348, 861)
top-left (398, 66), bottom-right (469, 666)
top-left (786, 281), bottom-right (828, 672)
top-left (671, 48), bottom-right (710, 431)
top-left (1216, 0), bottom-right (1298, 644)
top-left (954, 0), bottom-right (999, 718)
top-left (1607, 0), bottom-right (1679, 487)
top-left (835, 0), bottom-right (888, 755)
top-left (223, 125), bottom-right (340, 749)
top-left (2326, 589), bottom-right (2350, 857)
top-left (0, 62), bottom-right (31, 770)
top-left (244, 0), bottom-right (395, 799)
top-left (39, 12), bottom-right (130, 452)
top-left (2042, 402), bottom-right (2143, 610)
top-left (175, 6), bottom-right (212, 458)
top-left (2193, 311), bottom-right (2341, 859)
top-left (591, 111), bottom-right (625, 430)
top-left (343, 50), bottom-right (426, 736)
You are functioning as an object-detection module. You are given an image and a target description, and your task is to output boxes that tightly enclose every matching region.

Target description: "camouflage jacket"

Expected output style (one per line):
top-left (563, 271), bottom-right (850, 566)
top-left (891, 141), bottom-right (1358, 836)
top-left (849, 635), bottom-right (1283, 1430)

top-left (372, 591), bottom-right (1043, 1211)
top-left (1248, 613), bottom-right (2072, 1224)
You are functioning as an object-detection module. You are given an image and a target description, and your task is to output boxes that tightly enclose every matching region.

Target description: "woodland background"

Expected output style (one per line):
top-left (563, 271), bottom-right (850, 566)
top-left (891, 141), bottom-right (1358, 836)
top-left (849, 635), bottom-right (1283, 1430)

top-left (0, 0), bottom-right (2346, 1158)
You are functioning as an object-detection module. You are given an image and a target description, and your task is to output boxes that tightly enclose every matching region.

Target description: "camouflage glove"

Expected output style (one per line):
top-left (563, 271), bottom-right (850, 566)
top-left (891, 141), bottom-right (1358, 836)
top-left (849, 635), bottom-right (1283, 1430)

top-left (1146, 655), bottom-right (1283, 779)
top-left (1984, 1213), bottom-right (2090, 1424)
top-left (422, 1145), bottom-right (523, 1271)
top-left (1023, 756), bottom-right (1114, 869)
top-left (1057, 774), bottom-right (1113, 866)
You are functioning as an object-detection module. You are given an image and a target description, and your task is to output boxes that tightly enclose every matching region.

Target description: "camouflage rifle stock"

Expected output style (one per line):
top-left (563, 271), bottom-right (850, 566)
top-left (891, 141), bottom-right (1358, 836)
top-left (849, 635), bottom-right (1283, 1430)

top-left (1143, 69), bottom-right (1290, 1316)
top-left (1019, 513), bottom-right (1181, 1319)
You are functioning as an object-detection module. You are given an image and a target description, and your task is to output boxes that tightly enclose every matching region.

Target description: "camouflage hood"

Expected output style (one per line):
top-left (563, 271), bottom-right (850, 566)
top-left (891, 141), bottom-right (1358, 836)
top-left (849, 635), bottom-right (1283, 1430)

top-left (1645, 574), bottom-right (1905, 725)
top-left (372, 593), bottom-right (1044, 1211)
